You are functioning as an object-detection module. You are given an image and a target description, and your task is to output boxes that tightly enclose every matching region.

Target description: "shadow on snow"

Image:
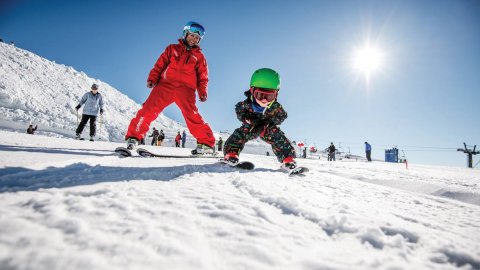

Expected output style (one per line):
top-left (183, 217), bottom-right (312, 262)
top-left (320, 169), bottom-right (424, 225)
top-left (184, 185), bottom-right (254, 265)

top-left (0, 161), bottom-right (276, 193)
top-left (0, 144), bottom-right (114, 157)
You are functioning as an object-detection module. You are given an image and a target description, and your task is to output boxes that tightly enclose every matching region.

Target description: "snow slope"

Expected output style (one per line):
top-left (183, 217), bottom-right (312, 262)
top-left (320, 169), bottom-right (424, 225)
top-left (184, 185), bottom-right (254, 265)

top-left (0, 130), bottom-right (479, 270)
top-left (0, 42), bottom-right (186, 142)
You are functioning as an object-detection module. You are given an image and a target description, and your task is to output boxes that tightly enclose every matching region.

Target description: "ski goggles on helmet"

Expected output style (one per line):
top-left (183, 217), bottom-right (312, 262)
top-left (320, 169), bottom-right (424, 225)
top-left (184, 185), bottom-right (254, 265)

top-left (252, 88), bottom-right (278, 102)
top-left (184, 24), bottom-right (205, 38)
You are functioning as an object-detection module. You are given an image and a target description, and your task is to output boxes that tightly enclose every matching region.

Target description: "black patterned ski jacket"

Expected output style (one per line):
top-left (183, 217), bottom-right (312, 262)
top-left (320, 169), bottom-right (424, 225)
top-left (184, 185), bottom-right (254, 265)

top-left (235, 90), bottom-right (287, 128)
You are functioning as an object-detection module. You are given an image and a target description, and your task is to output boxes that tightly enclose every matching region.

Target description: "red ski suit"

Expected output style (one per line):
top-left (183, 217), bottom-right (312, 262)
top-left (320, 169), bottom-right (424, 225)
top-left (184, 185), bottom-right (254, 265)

top-left (126, 39), bottom-right (214, 147)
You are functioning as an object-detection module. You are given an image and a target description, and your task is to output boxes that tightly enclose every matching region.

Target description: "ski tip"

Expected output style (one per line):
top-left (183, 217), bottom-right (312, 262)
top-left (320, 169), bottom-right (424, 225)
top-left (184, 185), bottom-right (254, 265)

top-left (288, 167), bottom-right (309, 176)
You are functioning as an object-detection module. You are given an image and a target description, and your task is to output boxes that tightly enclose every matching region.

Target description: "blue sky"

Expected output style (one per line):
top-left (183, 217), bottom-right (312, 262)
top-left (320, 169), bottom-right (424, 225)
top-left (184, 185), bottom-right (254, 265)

top-left (1, 0), bottom-right (479, 167)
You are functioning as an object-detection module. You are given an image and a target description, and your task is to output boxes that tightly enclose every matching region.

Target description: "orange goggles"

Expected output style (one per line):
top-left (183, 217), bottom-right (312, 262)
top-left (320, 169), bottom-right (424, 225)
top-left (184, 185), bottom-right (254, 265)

top-left (252, 88), bottom-right (277, 102)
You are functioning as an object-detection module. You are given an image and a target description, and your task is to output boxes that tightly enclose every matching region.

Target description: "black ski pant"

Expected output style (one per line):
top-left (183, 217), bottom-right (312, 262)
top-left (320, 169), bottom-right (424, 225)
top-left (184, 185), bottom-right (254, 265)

top-left (224, 124), bottom-right (296, 163)
top-left (76, 114), bottom-right (97, 136)
top-left (151, 136), bottom-right (158, 145)
top-left (366, 150), bottom-right (372, 161)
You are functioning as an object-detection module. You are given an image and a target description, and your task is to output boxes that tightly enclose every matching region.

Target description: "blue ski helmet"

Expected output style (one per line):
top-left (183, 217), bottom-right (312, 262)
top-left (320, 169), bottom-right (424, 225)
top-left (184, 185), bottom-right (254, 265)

top-left (182, 21), bottom-right (205, 41)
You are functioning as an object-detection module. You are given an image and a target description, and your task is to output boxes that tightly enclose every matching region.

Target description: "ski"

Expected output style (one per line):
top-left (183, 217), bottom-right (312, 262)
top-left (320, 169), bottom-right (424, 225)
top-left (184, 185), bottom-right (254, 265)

top-left (286, 166), bottom-right (309, 176)
top-left (219, 159), bottom-right (255, 170)
top-left (136, 148), bottom-right (219, 159)
top-left (115, 147), bottom-right (132, 157)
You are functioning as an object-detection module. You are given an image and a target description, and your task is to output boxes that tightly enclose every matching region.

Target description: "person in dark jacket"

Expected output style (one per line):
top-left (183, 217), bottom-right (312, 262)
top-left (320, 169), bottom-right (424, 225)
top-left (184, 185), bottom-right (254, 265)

top-left (75, 83), bottom-right (104, 141)
top-left (365, 141), bottom-right (372, 161)
top-left (328, 142), bottom-right (336, 161)
top-left (217, 137), bottom-right (223, 151)
top-left (223, 68), bottom-right (297, 171)
top-left (157, 130), bottom-right (165, 146)
top-left (149, 128), bottom-right (159, 145)
top-left (27, 124), bottom-right (37, 134)
top-left (182, 130), bottom-right (187, 148)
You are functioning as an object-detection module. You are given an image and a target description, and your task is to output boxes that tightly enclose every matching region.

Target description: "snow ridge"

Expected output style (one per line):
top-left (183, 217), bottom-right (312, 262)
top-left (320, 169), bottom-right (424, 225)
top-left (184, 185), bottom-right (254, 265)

top-left (0, 43), bottom-right (185, 141)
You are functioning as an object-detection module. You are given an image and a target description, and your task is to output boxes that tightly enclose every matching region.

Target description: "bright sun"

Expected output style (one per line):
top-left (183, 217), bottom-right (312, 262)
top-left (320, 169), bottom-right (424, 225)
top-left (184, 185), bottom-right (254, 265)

top-left (352, 44), bottom-right (384, 82)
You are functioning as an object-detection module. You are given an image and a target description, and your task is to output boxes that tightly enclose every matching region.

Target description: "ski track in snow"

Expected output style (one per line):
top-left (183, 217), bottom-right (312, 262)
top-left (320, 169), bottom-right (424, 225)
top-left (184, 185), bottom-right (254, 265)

top-left (0, 131), bottom-right (480, 270)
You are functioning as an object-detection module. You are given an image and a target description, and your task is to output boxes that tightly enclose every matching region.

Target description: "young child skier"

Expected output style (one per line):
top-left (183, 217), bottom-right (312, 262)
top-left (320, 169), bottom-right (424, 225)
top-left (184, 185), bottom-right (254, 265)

top-left (223, 68), bottom-right (298, 171)
top-left (124, 21), bottom-right (215, 154)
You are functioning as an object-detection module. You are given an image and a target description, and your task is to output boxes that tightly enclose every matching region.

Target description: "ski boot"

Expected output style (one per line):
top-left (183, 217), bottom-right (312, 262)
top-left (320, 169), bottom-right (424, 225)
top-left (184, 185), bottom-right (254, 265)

top-left (75, 133), bottom-right (82, 140)
top-left (222, 152), bottom-right (239, 166)
top-left (89, 136), bottom-right (94, 142)
top-left (191, 143), bottom-right (214, 155)
top-left (126, 137), bottom-right (139, 150)
top-left (281, 156), bottom-right (297, 171)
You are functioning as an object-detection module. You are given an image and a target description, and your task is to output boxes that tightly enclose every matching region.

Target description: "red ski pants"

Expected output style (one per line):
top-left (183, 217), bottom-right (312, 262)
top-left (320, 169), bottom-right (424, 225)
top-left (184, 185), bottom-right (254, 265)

top-left (126, 83), bottom-right (215, 147)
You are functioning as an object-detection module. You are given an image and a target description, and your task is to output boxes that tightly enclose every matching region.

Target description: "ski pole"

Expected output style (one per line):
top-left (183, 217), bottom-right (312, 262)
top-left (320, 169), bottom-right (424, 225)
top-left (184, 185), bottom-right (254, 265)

top-left (76, 110), bottom-right (79, 126)
top-left (99, 114), bottom-right (103, 140)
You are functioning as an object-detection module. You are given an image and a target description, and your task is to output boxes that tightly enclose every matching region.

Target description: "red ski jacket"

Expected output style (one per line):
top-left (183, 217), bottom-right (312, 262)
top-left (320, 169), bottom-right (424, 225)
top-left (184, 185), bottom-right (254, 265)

top-left (148, 39), bottom-right (209, 98)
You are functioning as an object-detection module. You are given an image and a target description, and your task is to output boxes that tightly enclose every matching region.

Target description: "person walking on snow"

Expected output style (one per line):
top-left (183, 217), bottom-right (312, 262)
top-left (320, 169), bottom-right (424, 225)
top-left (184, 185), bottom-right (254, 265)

top-left (365, 141), bottom-right (372, 162)
top-left (217, 137), bottom-right (223, 151)
top-left (157, 130), bottom-right (165, 146)
top-left (223, 68), bottom-right (298, 171)
top-left (75, 83), bottom-right (104, 141)
top-left (124, 21), bottom-right (214, 154)
top-left (175, 131), bottom-right (181, 147)
top-left (149, 127), bottom-right (159, 145)
top-left (182, 130), bottom-right (187, 148)
top-left (328, 142), bottom-right (336, 161)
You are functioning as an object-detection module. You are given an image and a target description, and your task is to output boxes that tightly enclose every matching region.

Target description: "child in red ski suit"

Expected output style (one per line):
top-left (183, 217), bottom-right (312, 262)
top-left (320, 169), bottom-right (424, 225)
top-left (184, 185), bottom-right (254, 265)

top-left (125, 22), bottom-right (214, 154)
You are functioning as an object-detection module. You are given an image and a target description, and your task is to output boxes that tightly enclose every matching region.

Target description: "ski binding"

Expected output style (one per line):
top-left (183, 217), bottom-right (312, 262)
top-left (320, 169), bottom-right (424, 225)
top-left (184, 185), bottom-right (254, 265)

top-left (219, 159), bottom-right (255, 170)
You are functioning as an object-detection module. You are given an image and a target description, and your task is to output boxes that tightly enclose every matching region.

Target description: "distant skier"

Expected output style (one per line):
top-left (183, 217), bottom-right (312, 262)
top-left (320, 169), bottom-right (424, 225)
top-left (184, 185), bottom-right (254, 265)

top-left (26, 124), bottom-right (37, 135)
top-left (149, 127), bottom-right (159, 145)
top-left (157, 130), bottom-right (165, 146)
top-left (365, 141), bottom-right (372, 162)
top-left (217, 137), bottom-right (223, 151)
top-left (328, 142), bottom-right (336, 161)
top-left (223, 68), bottom-right (298, 171)
top-left (182, 130), bottom-right (187, 148)
top-left (175, 131), bottom-right (181, 147)
top-left (124, 21), bottom-right (214, 154)
top-left (75, 83), bottom-right (104, 141)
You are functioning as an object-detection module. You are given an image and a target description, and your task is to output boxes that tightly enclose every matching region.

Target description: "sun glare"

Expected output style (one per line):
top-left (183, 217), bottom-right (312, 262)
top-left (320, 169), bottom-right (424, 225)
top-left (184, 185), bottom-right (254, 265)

top-left (354, 47), bottom-right (381, 72)
top-left (352, 44), bottom-right (384, 85)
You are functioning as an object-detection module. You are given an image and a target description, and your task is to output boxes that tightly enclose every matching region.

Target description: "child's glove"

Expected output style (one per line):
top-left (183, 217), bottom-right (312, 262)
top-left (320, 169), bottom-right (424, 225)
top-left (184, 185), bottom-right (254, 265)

top-left (75, 105), bottom-right (81, 110)
top-left (199, 94), bottom-right (207, 102)
top-left (147, 81), bottom-right (154, 88)
top-left (100, 109), bottom-right (104, 115)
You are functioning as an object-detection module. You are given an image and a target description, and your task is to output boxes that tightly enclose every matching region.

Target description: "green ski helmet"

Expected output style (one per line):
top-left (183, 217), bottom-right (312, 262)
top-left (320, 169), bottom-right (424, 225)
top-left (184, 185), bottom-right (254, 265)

top-left (250, 68), bottom-right (281, 91)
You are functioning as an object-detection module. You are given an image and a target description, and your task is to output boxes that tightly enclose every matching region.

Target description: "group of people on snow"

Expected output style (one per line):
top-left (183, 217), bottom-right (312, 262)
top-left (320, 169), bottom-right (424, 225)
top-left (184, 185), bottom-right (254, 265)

top-left (174, 131), bottom-right (187, 148)
top-left (296, 141), bottom-right (372, 162)
top-left (148, 128), bottom-right (165, 146)
top-left (72, 21), bottom-right (373, 169)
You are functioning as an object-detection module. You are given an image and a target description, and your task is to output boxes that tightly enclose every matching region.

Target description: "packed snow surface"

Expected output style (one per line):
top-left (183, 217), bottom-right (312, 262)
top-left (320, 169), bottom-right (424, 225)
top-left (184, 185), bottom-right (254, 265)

top-left (0, 130), bottom-right (479, 270)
